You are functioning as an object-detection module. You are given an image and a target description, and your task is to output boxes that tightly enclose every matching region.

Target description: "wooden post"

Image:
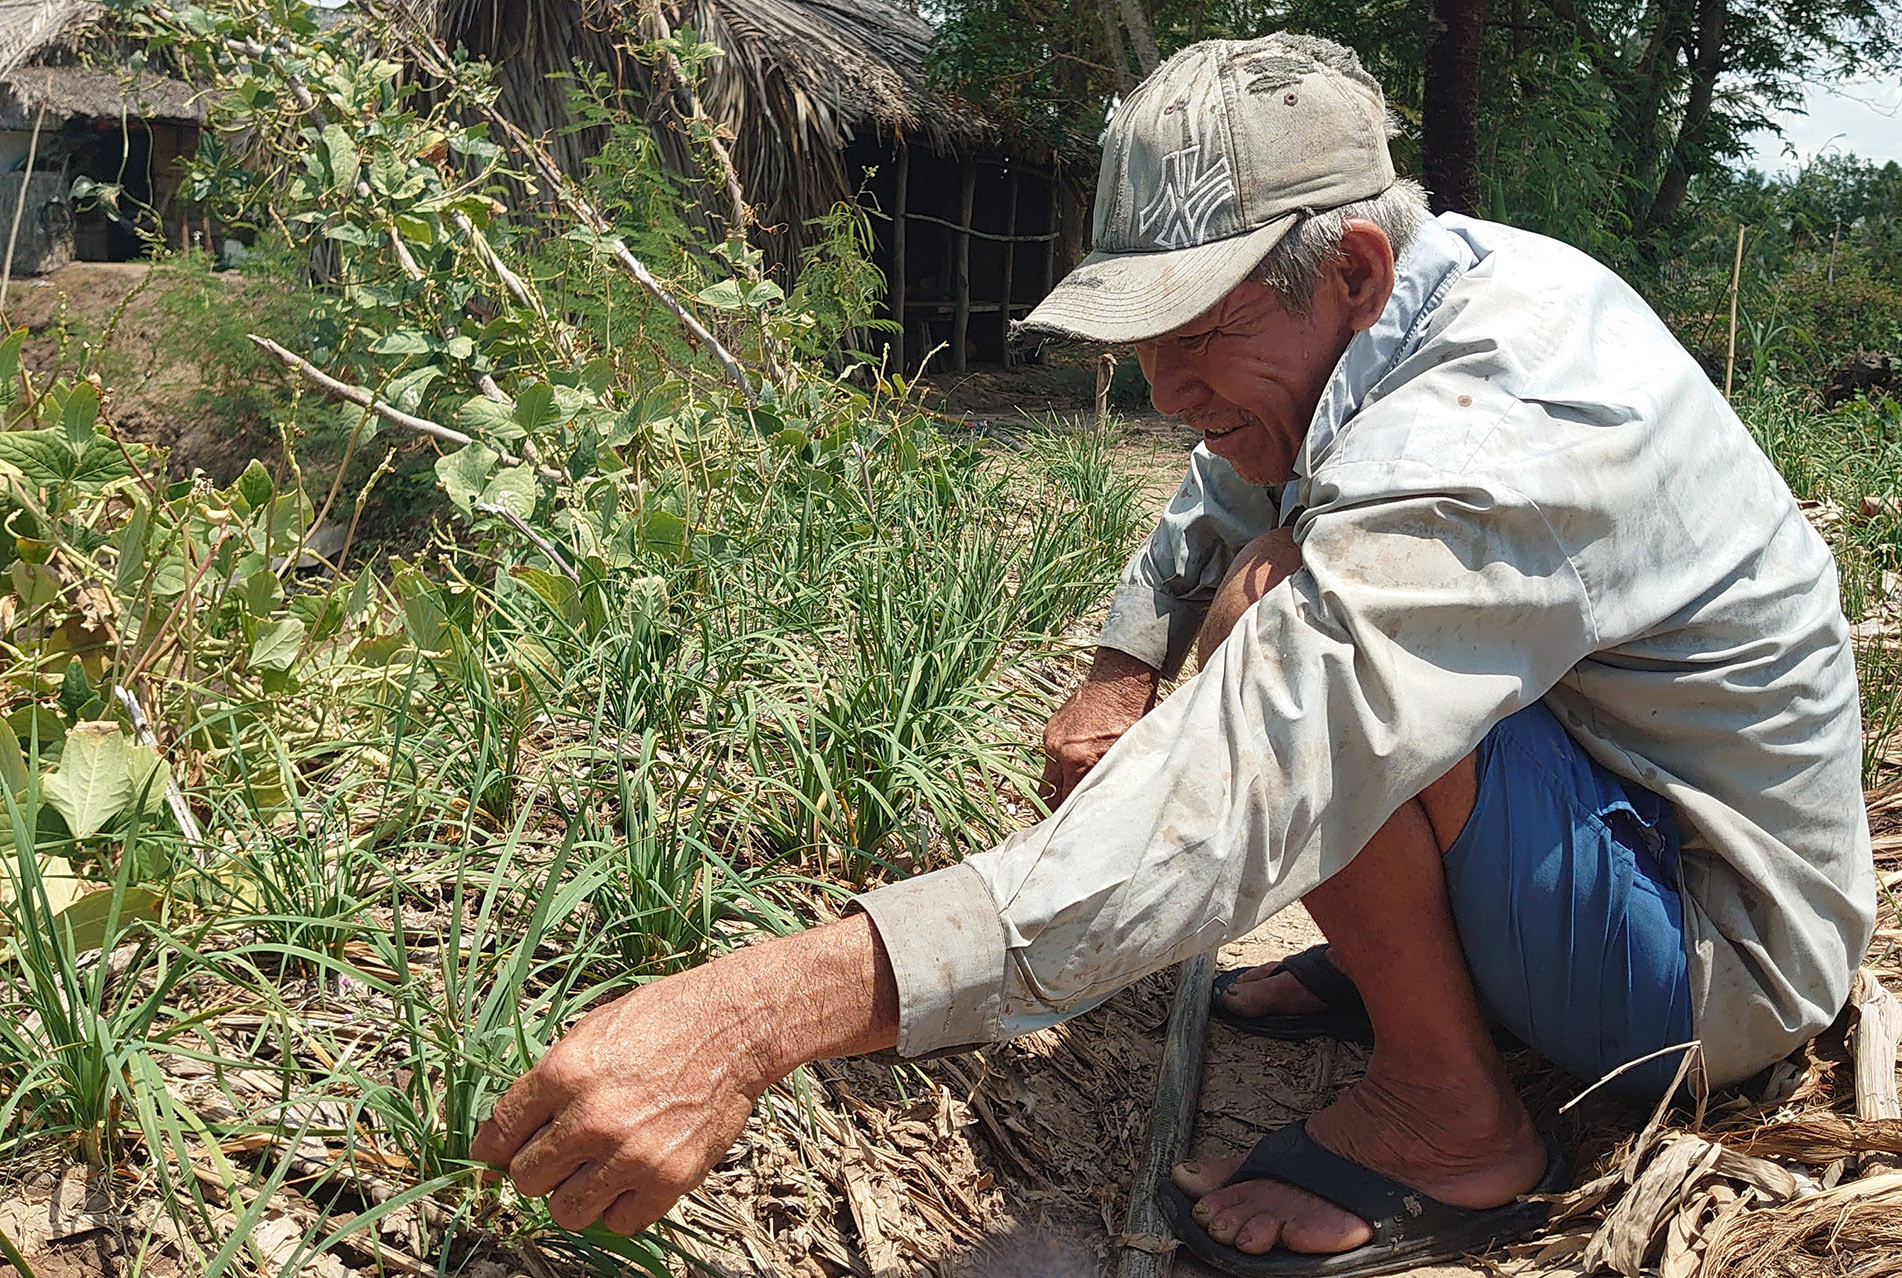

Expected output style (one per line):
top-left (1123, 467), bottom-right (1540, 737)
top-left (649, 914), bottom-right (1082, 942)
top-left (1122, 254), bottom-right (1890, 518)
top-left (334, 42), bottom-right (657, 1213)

top-left (952, 155), bottom-right (975, 373)
top-left (891, 141), bottom-right (908, 376)
top-left (1116, 953), bottom-right (1216, 1277)
top-left (1000, 166), bottom-right (1019, 369)
top-left (1043, 174), bottom-right (1059, 299)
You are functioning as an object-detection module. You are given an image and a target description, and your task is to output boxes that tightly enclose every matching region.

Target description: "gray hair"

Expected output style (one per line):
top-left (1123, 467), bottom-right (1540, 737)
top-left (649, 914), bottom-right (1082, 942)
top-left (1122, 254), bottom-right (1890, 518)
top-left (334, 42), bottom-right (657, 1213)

top-left (1255, 177), bottom-right (1431, 311)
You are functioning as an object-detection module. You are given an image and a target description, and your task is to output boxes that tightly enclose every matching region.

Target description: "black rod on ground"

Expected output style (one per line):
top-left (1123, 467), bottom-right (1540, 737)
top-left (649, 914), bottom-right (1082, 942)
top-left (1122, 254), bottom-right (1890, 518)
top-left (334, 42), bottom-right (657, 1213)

top-left (1117, 952), bottom-right (1216, 1277)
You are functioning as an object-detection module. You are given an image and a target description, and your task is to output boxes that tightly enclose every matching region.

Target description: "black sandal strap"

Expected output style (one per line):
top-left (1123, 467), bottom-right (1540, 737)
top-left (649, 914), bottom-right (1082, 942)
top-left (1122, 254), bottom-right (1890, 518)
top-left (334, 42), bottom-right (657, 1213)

top-left (1225, 1123), bottom-right (1476, 1243)
top-left (1272, 945), bottom-right (1366, 1018)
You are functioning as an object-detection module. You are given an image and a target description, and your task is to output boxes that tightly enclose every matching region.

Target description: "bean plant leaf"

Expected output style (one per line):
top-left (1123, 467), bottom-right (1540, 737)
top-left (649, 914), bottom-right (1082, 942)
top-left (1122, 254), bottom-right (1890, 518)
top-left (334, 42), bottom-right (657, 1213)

top-left (233, 459), bottom-right (274, 512)
top-left (478, 464), bottom-right (536, 519)
top-left (250, 617), bottom-right (306, 672)
top-left (46, 881), bottom-right (164, 953)
top-left (435, 442), bottom-right (498, 512)
top-left (695, 279), bottom-right (746, 310)
top-left (457, 395), bottom-right (520, 443)
top-left (320, 123), bottom-right (360, 192)
top-left (0, 429), bottom-right (75, 487)
top-left (0, 719), bottom-right (26, 796)
top-left (0, 327), bottom-right (24, 408)
top-left (368, 329), bottom-right (436, 356)
top-left (39, 721), bottom-right (167, 840)
top-left (61, 383), bottom-right (99, 452)
top-left (384, 365), bottom-right (442, 412)
top-left (8, 560), bottom-right (59, 613)
top-left (58, 660), bottom-right (93, 723)
top-left (512, 383), bottom-right (561, 436)
top-left (509, 565), bottom-right (582, 626)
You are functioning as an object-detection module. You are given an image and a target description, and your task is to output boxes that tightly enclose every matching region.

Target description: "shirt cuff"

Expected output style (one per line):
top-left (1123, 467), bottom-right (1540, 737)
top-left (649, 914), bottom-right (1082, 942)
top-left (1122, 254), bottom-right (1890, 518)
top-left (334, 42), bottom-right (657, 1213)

top-left (848, 863), bottom-right (1007, 1057)
top-left (1097, 583), bottom-right (1206, 678)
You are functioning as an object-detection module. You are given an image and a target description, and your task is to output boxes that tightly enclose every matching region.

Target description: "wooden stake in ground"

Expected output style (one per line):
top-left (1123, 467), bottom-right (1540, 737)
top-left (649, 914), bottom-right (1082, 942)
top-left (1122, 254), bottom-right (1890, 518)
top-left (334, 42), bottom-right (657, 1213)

top-left (0, 87), bottom-right (47, 315)
top-left (1096, 353), bottom-right (1114, 425)
top-left (1117, 952), bottom-right (1216, 1277)
top-left (1723, 224), bottom-right (1745, 401)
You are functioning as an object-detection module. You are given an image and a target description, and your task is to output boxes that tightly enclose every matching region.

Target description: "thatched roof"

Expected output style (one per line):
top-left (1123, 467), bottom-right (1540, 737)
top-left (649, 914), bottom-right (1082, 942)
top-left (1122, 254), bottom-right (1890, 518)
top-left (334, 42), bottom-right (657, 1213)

top-left (0, 65), bottom-right (204, 127)
top-left (0, 0), bottom-right (201, 129)
top-left (0, 0), bottom-right (92, 75)
top-left (434, 0), bottom-right (1035, 269)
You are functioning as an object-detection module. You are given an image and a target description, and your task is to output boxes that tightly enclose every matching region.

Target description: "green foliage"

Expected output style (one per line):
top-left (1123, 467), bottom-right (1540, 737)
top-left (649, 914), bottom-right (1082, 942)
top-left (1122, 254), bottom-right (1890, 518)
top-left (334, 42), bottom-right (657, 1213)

top-left (0, 4), bottom-right (1147, 1271)
top-left (1656, 155), bottom-right (1902, 385)
top-left (928, 0), bottom-right (1898, 253)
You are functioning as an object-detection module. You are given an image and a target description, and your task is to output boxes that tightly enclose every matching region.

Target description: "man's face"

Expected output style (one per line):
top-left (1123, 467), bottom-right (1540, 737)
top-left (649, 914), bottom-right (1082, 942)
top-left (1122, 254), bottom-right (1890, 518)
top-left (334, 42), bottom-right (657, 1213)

top-left (1134, 275), bottom-right (1358, 487)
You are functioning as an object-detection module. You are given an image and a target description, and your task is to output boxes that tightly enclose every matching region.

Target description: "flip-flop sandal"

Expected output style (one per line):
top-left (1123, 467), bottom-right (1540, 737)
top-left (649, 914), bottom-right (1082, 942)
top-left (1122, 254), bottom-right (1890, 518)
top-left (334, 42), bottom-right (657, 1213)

top-left (1211, 945), bottom-right (1374, 1046)
top-left (1160, 1120), bottom-right (1570, 1277)
top-left (1211, 947), bottom-right (1525, 1053)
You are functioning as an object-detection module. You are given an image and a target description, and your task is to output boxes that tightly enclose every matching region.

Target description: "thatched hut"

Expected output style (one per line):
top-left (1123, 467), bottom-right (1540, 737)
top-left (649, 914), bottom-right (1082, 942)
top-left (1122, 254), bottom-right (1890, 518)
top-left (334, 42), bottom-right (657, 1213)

top-left (433, 0), bottom-right (1091, 370)
top-left (0, 0), bottom-right (206, 274)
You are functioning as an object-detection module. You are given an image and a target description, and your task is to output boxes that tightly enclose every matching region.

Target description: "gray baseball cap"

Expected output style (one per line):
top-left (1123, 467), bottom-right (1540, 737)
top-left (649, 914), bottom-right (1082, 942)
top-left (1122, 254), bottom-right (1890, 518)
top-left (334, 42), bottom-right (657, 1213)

top-left (1020, 34), bottom-right (1395, 344)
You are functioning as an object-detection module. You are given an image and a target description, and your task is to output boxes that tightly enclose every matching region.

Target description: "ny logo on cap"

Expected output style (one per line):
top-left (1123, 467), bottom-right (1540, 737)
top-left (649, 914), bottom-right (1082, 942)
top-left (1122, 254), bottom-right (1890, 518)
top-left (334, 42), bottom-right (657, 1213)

top-left (1136, 140), bottom-right (1235, 250)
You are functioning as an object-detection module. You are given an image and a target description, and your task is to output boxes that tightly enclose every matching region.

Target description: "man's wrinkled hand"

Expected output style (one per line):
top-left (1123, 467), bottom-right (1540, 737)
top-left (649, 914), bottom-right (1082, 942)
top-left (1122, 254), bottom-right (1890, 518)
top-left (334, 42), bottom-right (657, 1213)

top-left (470, 971), bottom-right (768, 1236)
top-left (1041, 647), bottom-right (1161, 803)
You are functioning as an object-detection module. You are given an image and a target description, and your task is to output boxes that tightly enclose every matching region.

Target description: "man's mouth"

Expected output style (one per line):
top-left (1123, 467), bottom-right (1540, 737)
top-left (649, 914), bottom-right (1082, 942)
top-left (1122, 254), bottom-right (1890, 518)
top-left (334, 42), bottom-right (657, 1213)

top-left (1200, 420), bottom-right (1245, 440)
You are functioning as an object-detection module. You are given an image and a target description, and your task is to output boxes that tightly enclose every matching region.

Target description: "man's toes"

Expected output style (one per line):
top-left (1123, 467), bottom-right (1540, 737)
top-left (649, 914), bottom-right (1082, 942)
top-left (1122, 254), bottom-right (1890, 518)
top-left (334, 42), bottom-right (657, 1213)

top-left (1279, 1201), bottom-right (1375, 1255)
top-left (1231, 1210), bottom-right (1292, 1255)
top-left (1220, 964), bottom-right (1325, 1017)
top-left (1172, 1154), bottom-right (1243, 1197)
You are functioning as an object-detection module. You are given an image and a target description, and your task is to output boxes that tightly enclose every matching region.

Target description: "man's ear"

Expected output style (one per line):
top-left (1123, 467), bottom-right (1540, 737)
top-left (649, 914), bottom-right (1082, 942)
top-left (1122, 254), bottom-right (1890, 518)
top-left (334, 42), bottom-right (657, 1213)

top-left (1334, 219), bottom-right (1397, 334)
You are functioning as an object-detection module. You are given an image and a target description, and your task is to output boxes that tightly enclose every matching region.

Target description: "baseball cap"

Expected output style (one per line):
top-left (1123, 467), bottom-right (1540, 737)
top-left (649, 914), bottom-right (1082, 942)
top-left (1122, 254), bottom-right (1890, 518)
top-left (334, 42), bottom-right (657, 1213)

top-left (1018, 34), bottom-right (1395, 344)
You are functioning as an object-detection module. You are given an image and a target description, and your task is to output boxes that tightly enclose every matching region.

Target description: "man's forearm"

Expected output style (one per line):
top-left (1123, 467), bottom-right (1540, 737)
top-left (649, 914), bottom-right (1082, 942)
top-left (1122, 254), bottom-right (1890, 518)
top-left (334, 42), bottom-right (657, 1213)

top-left (742, 912), bottom-right (899, 1080)
top-left (1086, 644), bottom-right (1164, 712)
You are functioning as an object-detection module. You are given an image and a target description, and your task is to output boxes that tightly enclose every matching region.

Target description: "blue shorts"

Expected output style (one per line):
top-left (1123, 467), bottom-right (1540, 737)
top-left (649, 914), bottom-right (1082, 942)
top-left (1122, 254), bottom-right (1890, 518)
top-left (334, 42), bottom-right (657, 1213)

top-left (1444, 701), bottom-right (1693, 1098)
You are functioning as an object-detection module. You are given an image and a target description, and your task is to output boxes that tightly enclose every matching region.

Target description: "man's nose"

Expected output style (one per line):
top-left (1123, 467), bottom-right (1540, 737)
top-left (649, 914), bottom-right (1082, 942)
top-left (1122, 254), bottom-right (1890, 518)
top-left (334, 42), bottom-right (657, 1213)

top-left (1143, 344), bottom-right (1209, 416)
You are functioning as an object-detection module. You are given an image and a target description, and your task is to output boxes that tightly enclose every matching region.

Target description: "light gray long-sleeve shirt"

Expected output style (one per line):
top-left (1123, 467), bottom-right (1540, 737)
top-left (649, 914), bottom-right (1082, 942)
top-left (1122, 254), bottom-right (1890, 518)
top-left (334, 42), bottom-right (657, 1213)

top-left (853, 214), bottom-right (1875, 1087)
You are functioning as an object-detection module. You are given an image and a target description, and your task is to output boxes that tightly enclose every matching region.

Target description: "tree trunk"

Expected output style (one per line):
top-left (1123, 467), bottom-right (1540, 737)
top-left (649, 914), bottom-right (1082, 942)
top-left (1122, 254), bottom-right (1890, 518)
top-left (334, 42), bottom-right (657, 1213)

top-left (1117, 0), bottom-right (1161, 75)
top-left (1642, 0), bottom-right (1727, 235)
top-left (1421, 0), bottom-right (1487, 216)
top-left (1097, 0), bottom-right (1134, 93)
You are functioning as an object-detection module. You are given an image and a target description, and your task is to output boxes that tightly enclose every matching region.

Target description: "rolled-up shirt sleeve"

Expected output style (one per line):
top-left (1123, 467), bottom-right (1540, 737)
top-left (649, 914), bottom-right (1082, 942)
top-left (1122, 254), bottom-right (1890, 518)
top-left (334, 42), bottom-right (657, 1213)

top-left (855, 459), bottom-right (1600, 1056)
top-left (1097, 445), bottom-right (1283, 676)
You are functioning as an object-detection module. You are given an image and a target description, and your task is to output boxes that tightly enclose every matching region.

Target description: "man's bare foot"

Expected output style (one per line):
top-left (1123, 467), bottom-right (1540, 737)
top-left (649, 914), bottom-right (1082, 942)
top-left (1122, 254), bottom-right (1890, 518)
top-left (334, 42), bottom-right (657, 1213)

top-left (1170, 1068), bottom-right (1547, 1256)
top-left (1218, 948), bottom-right (1339, 1018)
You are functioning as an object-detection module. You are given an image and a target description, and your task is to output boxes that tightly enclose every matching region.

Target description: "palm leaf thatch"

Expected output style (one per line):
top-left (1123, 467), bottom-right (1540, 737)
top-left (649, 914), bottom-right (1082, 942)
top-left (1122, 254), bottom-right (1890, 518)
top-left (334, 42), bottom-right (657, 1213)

top-left (0, 0), bottom-right (93, 76)
top-left (432, 0), bottom-right (1028, 270)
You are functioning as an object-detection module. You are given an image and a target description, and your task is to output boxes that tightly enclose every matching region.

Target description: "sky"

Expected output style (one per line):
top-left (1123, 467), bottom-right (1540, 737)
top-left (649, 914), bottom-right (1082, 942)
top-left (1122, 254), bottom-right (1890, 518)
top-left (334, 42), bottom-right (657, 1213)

top-left (1740, 74), bottom-right (1902, 173)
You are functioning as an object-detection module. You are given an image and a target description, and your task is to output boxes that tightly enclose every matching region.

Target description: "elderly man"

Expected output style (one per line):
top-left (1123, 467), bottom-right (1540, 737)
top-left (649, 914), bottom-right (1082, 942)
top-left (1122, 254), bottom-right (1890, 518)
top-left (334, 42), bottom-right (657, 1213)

top-left (471, 33), bottom-right (1875, 1277)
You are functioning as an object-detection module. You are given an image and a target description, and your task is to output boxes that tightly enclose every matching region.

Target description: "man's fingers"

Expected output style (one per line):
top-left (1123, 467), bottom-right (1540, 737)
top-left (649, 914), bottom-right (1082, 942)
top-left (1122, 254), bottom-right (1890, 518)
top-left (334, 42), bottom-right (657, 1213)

top-left (546, 1160), bottom-right (612, 1231)
top-left (471, 1070), bottom-right (561, 1166)
top-left (1039, 755), bottom-right (1062, 804)
top-left (506, 1120), bottom-right (592, 1199)
top-left (602, 1187), bottom-right (665, 1237)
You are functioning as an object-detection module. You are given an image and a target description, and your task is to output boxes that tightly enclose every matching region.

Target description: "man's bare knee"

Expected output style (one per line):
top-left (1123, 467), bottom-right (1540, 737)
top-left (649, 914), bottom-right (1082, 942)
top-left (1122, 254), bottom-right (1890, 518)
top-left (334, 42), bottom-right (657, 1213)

top-left (1196, 529), bottom-right (1303, 668)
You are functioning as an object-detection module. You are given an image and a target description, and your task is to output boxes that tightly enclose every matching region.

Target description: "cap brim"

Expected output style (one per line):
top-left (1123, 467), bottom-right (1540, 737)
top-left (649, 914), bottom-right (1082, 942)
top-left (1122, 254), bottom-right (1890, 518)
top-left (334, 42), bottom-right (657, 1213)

top-left (1015, 212), bottom-right (1299, 345)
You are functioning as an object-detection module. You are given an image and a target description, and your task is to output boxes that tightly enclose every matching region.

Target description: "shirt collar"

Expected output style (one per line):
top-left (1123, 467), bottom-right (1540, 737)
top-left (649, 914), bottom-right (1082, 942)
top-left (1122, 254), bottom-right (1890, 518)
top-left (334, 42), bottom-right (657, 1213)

top-left (1281, 215), bottom-right (1479, 512)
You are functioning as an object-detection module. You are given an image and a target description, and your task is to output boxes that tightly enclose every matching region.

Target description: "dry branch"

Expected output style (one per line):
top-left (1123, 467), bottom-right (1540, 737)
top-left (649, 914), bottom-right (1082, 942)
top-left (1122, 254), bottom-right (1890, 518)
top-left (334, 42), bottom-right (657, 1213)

top-left (390, 12), bottom-right (763, 405)
top-left (248, 335), bottom-right (476, 450)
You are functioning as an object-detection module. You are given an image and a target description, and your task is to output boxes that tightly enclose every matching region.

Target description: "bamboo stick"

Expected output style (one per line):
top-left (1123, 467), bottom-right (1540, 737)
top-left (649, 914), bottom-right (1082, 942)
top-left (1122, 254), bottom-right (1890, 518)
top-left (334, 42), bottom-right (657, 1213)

top-left (1724, 223), bottom-right (1744, 401)
top-left (0, 90), bottom-right (47, 314)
